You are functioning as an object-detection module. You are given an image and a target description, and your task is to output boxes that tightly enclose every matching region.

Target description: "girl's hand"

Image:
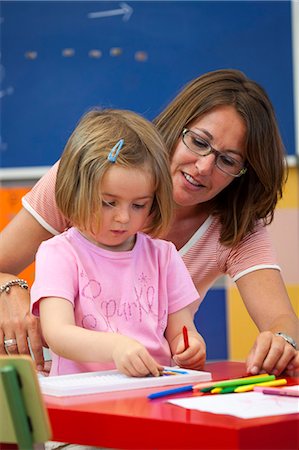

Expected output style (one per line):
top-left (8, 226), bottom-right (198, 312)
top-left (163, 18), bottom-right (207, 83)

top-left (172, 332), bottom-right (206, 370)
top-left (246, 331), bottom-right (298, 376)
top-left (112, 335), bottom-right (163, 377)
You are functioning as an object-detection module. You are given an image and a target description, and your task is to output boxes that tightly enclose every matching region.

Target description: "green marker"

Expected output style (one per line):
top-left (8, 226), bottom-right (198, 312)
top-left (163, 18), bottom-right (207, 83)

top-left (213, 374), bottom-right (275, 388)
top-left (200, 374), bottom-right (275, 393)
top-left (219, 386), bottom-right (236, 394)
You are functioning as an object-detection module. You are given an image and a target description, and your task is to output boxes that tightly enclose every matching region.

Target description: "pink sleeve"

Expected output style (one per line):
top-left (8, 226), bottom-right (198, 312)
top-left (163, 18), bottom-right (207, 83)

top-left (22, 161), bottom-right (71, 235)
top-left (181, 217), bottom-right (280, 298)
top-left (30, 237), bottom-right (78, 316)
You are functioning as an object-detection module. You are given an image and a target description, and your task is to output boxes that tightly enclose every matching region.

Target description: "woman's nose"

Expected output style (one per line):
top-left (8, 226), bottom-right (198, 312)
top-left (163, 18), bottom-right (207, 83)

top-left (194, 153), bottom-right (216, 175)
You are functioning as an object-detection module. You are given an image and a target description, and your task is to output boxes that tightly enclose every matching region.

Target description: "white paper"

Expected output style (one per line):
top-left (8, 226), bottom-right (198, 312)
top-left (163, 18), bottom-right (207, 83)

top-left (274, 385), bottom-right (299, 392)
top-left (168, 389), bottom-right (299, 419)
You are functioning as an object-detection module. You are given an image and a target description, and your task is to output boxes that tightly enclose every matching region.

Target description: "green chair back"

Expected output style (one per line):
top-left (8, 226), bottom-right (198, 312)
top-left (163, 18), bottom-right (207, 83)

top-left (0, 355), bottom-right (52, 450)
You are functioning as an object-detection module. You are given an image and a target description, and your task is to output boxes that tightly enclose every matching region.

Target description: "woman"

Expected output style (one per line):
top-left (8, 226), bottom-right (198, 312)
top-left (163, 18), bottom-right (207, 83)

top-left (0, 69), bottom-right (298, 376)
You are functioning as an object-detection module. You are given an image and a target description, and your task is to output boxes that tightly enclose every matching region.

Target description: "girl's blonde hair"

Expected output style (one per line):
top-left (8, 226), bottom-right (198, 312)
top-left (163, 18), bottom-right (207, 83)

top-left (154, 69), bottom-right (287, 246)
top-left (56, 108), bottom-right (173, 238)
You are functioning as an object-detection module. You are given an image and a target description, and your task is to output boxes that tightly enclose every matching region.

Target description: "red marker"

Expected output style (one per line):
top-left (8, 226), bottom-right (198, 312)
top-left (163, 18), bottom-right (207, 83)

top-left (183, 326), bottom-right (189, 350)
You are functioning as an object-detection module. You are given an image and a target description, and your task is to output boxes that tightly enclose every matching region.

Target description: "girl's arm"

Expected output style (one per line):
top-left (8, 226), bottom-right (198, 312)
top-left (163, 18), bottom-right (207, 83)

top-left (39, 297), bottom-right (163, 377)
top-left (236, 268), bottom-right (299, 376)
top-left (0, 208), bottom-right (53, 366)
top-left (165, 301), bottom-right (206, 370)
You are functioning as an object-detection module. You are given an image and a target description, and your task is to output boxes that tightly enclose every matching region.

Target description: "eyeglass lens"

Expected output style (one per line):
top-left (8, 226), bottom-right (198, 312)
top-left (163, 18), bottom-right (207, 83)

top-left (183, 130), bottom-right (245, 177)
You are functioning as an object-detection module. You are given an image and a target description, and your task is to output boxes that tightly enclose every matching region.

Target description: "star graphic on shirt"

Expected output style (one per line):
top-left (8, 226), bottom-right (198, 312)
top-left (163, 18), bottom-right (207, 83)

top-left (138, 272), bottom-right (150, 286)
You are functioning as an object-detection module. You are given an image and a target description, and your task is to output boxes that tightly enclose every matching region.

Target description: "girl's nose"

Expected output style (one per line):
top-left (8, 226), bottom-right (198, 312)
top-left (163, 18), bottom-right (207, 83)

top-left (114, 207), bottom-right (130, 224)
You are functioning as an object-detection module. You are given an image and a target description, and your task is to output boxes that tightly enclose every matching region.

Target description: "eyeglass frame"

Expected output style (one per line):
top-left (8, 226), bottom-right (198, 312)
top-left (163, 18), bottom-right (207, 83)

top-left (182, 128), bottom-right (247, 178)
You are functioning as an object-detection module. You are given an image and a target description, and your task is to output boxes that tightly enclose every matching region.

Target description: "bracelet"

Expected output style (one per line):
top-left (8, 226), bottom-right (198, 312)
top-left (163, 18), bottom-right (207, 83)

top-left (0, 278), bottom-right (29, 294)
top-left (275, 332), bottom-right (297, 350)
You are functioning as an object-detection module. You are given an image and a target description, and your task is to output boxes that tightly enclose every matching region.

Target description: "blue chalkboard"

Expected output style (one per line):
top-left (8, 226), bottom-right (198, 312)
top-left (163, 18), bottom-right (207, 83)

top-left (0, 1), bottom-right (295, 168)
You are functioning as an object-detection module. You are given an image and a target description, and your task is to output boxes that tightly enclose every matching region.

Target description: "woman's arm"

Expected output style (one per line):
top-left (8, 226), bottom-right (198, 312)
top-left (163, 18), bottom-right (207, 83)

top-left (0, 208), bottom-right (53, 273)
top-left (0, 208), bottom-right (53, 366)
top-left (165, 301), bottom-right (206, 370)
top-left (236, 268), bottom-right (299, 376)
top-left (40, 297), bottom-right (163, 377)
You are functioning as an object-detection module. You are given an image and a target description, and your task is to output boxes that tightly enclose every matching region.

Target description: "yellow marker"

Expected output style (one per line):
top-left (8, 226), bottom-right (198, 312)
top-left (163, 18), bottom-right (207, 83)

top-left (234, 378), bottom-right (287, 393)
top-left (211, 387), bottom-right (222, 394)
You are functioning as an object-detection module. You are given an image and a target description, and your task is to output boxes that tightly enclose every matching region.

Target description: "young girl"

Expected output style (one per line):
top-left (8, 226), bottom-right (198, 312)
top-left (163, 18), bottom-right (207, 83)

top-left (30, 108), bottom-right (206, 377)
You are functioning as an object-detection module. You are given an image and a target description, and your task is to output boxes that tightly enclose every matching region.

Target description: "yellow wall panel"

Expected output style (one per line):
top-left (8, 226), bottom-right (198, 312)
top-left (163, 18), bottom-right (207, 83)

top-left (277, 167), bottom-right (299, 209)
top-left (227, 285), bottom-right (299, 360)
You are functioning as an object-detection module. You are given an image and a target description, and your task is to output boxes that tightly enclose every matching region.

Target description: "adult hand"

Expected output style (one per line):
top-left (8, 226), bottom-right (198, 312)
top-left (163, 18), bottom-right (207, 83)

top-left (0, 286), bottom-right (45, 370)
top-left (38, 359), bottom-right (52, 376)
top-left (246, 331), bottom-right (298, 376)
top-left (0, 207), bottom-right (55, 368)
top-left (112, 336), bottom-right (163, 377)
top-left (172, 332), bottom-right (206, 370)
top-left (285, 351), bottom-right (299, 377)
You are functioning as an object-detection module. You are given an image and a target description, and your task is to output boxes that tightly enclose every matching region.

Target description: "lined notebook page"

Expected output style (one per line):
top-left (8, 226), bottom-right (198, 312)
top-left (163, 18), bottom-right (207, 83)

top-left (38, 366), bottom-right (212, 397)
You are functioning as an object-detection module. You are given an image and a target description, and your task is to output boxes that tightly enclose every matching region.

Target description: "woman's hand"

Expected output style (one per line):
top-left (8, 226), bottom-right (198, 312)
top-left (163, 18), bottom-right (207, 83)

top-left (0, 207), bottom-right (55, 369)
top-left (0, 286), bottom-right (45, 370)
top-left (285, 351), bottom-right (299, 377)
top-left (112, 336), bottom-right (163, 377)
top-left (246, 331), bottom-right (298, 376)
top-left (172, 331), bottom-right (206, 370)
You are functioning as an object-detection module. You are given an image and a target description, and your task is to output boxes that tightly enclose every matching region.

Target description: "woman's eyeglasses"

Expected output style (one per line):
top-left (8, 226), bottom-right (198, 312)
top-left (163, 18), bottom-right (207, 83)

top-left (182, 128), bottom-right (247, 178)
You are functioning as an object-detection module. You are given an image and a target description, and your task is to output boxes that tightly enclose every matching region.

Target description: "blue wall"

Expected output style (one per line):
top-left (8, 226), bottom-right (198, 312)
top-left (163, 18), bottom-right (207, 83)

top-left (194, 289), bottom-right (228, 360)
top-left (1, 1), bottom-right (295, 168)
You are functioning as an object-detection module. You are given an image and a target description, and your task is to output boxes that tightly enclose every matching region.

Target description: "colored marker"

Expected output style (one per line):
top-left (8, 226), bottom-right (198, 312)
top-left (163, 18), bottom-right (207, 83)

top-left (211, 387), bottom-right (222, 394)
top-left (219, 386), bottom-right (237, 394)
top-left (192, 381), bottom-right (217, 391)
top-left (162, 368), bottom-right (189, 376)
top-left (234, 378), bottom-right (287, 393)
top-left (200, 374), bottom-right (275, 392)
top-left (149, 374), bottom-right (278, 400)
top-left (254, 386), bottom-right (299, 397)
top-left (183, 326), bottom-right (189, 350)
top-left (148, 384), bottom-right (194, 400)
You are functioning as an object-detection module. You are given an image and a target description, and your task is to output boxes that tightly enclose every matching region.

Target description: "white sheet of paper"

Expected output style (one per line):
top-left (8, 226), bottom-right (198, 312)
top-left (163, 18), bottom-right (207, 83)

top-left (285, 385), bottom-right (299, 391)
top-left (168, 387), bottom-right (299, 419)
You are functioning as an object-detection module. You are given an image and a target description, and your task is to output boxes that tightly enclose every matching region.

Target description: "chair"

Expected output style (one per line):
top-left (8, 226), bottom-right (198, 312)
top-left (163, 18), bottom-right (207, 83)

top-left (0, 355), bottom-right (52, 450)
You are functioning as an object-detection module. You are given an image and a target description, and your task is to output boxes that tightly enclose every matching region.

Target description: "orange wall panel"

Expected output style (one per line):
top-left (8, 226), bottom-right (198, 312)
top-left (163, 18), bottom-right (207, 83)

top-left (0, 187), bottom-right (35, 286)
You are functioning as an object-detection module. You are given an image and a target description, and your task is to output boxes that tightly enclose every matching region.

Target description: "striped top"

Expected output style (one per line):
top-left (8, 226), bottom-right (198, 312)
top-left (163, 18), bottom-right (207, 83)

top-left (22, 161), bottom-right (280, 301)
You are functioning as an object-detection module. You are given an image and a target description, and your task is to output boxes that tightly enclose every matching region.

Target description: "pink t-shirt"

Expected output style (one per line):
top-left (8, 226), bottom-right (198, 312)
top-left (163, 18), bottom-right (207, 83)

top-left (31, 229), bottom-right (199, 376)
top-left (23, 162), bottom-right (280, 299)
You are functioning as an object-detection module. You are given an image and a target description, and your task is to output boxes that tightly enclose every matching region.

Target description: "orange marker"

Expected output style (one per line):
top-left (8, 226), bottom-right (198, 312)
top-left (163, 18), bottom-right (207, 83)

top-left (183, 326), bottom-right (189, 350)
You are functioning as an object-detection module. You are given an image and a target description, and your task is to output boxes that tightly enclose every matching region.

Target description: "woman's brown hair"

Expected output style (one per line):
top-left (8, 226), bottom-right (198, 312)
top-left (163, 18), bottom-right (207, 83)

top-left (154, 69), bottom-right (287, 246)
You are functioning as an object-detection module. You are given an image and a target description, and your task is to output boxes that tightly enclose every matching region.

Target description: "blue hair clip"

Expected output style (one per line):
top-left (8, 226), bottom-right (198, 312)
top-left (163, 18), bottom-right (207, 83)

top-left (107, 139), bottom-right (124, 163)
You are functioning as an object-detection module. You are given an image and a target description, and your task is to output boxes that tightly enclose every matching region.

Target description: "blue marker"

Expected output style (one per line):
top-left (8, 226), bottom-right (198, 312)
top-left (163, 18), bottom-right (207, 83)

top-left (148, 384), bottom-right (194, 400)
top-left (162, 368), bottom-right (189, 376)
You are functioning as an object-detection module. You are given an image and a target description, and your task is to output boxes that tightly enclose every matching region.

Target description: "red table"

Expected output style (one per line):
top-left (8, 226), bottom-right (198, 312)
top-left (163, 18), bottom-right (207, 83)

top-left (45, 361), bottom-right (299, 449)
